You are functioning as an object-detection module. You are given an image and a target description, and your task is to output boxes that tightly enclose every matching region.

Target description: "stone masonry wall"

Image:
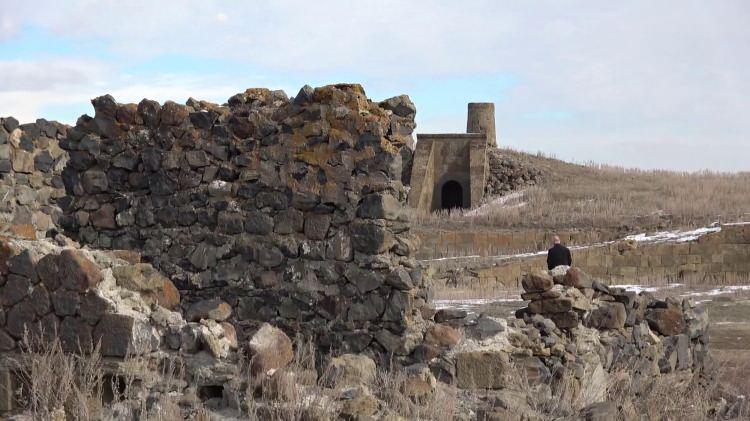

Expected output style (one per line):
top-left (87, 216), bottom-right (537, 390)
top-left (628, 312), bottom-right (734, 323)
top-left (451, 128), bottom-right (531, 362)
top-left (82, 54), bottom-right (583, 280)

top-left (0, 117), bottom-right (68, 238)
top-left (57, 84), bottom-right (427, 356)
top-left (432, 224), bottom-right (750, 289)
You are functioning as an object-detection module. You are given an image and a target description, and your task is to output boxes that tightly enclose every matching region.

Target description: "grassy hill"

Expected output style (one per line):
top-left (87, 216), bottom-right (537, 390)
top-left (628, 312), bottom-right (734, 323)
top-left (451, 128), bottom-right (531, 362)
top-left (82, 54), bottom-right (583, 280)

top-left (415, 148), bottom-right (750, 232)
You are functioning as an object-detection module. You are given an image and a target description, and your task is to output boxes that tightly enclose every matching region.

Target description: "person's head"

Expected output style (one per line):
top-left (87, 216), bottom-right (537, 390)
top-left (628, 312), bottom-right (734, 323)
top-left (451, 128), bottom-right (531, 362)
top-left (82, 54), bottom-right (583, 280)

top-left (553, 235), bottom-right (561, 245)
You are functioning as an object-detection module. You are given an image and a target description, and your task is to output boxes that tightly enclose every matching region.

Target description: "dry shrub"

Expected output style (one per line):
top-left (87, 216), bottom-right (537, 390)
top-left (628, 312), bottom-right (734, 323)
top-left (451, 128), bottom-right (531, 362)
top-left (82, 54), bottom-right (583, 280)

top-left (373, 365), bottom-right (457, 421)
top-left (12, 332), bottom-right (104, 420)
top-left (244, 335), bottom-right (329, 421)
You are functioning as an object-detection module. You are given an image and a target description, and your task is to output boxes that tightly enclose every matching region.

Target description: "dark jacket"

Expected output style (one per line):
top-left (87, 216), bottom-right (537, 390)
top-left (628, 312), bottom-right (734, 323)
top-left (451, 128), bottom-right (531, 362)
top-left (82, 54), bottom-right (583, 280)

top-left (547, 243), bottom-right (572, 270)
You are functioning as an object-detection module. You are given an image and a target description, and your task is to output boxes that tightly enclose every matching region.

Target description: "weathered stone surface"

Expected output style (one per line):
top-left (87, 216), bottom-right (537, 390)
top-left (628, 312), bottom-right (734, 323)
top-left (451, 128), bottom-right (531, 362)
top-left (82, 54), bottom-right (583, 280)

top-left (562, 267), bottom-right (593, 288)
top-left (528, 298), bottom-right (572, 314)
top-left (424, 324), bottom-right (461, 348)
top-left (51, 289), bottom-right (80, 316)
top-left (78, 290), bottom-right (111, 325)
top-left (1, 275), bottom-right (32, 307)
top-left (59, 316), bottom-right (93, 353)
top-left (522, 271), bottom-right (554, 292)
top-left (59, 249), bottom-right (102, 291)
top-left (587, 302), bottom-right (627, 329)
top-left (323, 353), bottom-right (377, 387)
top-left (112, 263), bottom-right (179, 310)
top-left (248, 323), bottom-right (294, 376)
top-left (646, 307), bottom-right (685, 336)
top-left (304, 214), bottom-right (331, 241)
top-left (186, 298), bottom-right (231, 322)
top-left (93, 314), bottom-right (158, 357)
top-left (6, 300), bottom-right (36, 338)
top-left (434, 308), bottom-right (467, 323)
top-left (8, 249), bottom-right (38, 279)
top-left (456, 350), bottom-right (511, 389)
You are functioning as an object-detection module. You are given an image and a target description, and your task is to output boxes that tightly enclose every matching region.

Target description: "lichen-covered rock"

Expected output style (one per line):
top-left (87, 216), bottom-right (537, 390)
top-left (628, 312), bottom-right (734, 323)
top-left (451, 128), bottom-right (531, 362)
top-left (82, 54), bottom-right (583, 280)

top-left (323, 353), bottom-right (377, 388)
top-left (58, 250), bottom-right (102, 291)
top-left (93, 313), bottom-right (158, 357)
top-left (248, 323), bottom-right (294, 376)
top-left (455, 350), bottom-right (511, 389)
top-left (186, 298), bottom-right (231, 322)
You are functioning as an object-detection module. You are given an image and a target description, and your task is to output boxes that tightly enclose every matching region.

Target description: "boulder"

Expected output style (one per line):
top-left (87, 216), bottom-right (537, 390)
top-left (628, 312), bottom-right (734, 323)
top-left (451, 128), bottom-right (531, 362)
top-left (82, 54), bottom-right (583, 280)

top-left (93, 314), bottom-right (158, 357)
top-left (587, 302), bottom-right (627, 330)
top-left (646, 307), bottom-right (685, 336)
top-left (248, 323), bottom-right (294, 376)
top-left (528, 298), bottom-right (572, 314)
top-left (522, 271), bottom-right (554, 292)
top-left (423, 324), bottom-right (461, 348)
top-left (455, 350), bottom-right (511, 389)
top-left (323, 353), bottom-right (377, 387)
top-left (563, 267), bottom-right (593, 289)
top-left (112, 263), bottom-right (180, 310)
top-left (434, 308), bottom-right (467, 323)
top-left (58, 250), bottom-right (102, 291)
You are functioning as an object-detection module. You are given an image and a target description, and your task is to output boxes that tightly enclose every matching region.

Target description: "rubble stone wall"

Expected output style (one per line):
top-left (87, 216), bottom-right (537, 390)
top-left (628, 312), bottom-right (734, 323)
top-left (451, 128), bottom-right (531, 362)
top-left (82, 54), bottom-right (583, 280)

top-left (0, 117), bottom-right (68, 238)
top-left (57, 84), bottom-right (427, 355)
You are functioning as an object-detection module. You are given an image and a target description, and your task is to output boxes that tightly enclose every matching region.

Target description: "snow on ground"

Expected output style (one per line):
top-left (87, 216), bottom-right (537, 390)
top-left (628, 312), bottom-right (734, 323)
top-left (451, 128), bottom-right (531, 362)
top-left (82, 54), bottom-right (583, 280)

top-left (465, 190), bottom-right (527, 216)
top-left (610, 283), bottom-right (683, 294)
top-left (681, 285), bottom-right (750, 297)
top-left (623, 226), bottom-right (721, 243)
top-left (420, 224), bottom-right (737, 263)
top-left (433, 297), bottom-right (522, 311)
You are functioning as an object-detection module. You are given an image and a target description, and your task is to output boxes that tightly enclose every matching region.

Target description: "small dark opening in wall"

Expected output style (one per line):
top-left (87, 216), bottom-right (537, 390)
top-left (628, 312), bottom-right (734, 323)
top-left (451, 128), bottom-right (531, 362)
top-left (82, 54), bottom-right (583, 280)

top-left (103, 374), bottom-right (132, 404)
top-left (198, 385), bottom-right (225, 401)
top-left (441, 180), bottom-right (464, 210)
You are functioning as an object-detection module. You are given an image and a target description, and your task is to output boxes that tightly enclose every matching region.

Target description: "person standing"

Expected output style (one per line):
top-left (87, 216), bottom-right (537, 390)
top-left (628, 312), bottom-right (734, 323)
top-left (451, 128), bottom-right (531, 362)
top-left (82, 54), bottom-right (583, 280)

top-left (547, 235), bottom-right (572, 270)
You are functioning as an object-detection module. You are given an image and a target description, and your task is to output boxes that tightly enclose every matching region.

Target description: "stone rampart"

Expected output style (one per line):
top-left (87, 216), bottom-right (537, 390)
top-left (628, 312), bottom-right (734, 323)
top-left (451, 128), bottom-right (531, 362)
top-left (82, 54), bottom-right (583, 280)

top-left (57, 84), bottom-right (426, 355)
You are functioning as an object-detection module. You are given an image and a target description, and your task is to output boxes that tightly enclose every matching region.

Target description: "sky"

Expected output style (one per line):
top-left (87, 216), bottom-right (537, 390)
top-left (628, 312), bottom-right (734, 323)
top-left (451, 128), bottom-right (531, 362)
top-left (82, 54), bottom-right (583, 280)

top-left (0, 1), bottom-right (748, 171)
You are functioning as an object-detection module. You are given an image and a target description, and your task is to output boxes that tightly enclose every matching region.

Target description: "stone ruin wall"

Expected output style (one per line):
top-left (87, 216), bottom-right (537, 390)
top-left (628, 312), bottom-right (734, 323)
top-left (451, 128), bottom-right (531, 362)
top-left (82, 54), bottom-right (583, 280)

top-left (0, 117), bottom-right (68, 239)
top-left (55, 84), bottom-right (428, 356)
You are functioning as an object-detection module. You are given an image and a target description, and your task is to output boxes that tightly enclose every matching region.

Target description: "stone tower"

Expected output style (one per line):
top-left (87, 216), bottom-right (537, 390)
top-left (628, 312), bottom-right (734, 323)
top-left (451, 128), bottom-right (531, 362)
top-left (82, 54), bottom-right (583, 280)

top-left (466, 102), bottom-right (496, 147)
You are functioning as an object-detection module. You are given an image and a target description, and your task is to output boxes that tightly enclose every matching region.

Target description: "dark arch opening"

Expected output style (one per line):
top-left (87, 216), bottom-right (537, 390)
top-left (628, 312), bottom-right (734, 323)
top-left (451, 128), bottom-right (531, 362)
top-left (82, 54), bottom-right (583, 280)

top-left (441, 180), bottom-right (464, 210)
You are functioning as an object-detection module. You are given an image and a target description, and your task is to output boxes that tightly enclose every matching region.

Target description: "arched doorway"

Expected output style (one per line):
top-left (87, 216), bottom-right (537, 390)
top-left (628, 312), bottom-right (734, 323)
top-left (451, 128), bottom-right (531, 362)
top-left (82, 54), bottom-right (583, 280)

top-left (441, 180), bottom-right (464, 210)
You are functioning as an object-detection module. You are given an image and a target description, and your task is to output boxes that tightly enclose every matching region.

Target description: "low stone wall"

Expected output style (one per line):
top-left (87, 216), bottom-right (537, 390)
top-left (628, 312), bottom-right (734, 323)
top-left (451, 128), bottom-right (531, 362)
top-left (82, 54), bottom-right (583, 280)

top-left (57, 84), bottom-right (427, 356)
top-left (415, 227), bottom-right (623, 260)
top-left (0, 117), bottom-right (68, 238)
top-left (434, 224), bottom-right (750, 288)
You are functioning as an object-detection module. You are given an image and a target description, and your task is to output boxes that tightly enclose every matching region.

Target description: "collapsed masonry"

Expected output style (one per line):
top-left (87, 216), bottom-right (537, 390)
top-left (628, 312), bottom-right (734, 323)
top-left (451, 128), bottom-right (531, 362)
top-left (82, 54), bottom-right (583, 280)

top-left (55, 84), bottom-right (427, 357)
top-left (0, 85), bottom-right (723, 418)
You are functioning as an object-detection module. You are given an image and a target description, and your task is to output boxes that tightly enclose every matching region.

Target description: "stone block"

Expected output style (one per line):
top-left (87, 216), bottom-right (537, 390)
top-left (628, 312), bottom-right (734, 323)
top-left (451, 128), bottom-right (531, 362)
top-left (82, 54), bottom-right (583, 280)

top-left (456, 350), bottom-right (511, 389)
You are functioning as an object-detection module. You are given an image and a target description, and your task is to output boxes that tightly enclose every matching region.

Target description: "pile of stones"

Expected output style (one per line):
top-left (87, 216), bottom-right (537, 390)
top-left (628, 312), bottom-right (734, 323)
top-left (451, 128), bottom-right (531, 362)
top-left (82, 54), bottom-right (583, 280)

top-left (484, 147), bottom-right (544, 197)
top-left (413, 266), bottom-right (712, 419)
top-left (0, 117), bottom-right (68, 238)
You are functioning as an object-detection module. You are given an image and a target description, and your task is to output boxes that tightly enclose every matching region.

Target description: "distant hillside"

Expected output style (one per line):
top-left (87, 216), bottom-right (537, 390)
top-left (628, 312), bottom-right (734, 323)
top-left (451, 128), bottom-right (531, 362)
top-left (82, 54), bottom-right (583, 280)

top-left (415, 147), bottom-right (750, 232)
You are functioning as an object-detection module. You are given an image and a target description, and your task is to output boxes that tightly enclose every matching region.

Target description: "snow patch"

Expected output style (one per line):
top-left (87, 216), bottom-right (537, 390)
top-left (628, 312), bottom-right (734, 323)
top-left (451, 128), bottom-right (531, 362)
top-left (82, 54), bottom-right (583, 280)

top-left (623, 227), bottom-right (721, 244)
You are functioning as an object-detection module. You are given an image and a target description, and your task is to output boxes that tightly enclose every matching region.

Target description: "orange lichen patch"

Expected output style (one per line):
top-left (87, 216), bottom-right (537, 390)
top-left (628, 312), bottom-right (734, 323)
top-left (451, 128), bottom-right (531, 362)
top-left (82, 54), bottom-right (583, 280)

top-left (7, 224), bottom-right (37, 240)
top-left (294, 144), bottom-right (335, 167)
top-left (111, 249), bottom-right (142, 264)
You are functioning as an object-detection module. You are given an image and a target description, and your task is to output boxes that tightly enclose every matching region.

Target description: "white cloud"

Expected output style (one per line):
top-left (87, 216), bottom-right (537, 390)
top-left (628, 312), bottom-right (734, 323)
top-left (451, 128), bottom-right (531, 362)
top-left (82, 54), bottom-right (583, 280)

top-left (1, 1), bottom-right (749, 170)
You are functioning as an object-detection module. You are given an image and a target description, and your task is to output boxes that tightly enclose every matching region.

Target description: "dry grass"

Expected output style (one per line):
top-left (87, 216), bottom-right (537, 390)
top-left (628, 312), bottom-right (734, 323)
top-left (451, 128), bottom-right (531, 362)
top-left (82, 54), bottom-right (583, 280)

top-left (11, 332), bottom-right (105, 420)
top-left (416, 148), bottom-right (750, 231)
